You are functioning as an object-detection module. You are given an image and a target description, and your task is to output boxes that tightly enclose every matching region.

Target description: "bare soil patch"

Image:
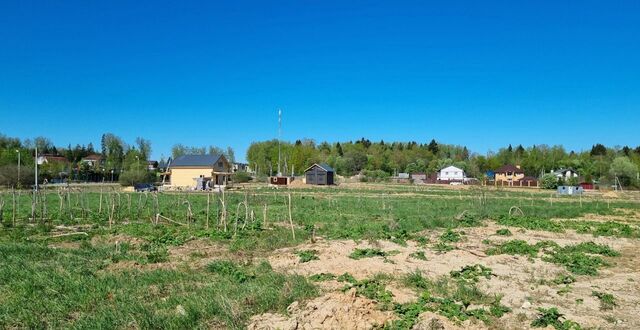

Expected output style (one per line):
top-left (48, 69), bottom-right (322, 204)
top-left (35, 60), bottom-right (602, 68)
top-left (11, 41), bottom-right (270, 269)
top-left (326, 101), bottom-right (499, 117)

top-left (262, 223), bottom-right (640, 329)
top-left (90, 234), bottom-right (147, 247)
top-left (248, 288), bottom-right (396, 330)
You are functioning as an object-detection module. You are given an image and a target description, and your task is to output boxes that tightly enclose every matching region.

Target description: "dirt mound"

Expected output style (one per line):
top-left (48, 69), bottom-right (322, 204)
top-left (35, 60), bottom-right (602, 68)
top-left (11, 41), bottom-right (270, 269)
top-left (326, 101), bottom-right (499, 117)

top-left (287, 179), bottom-right (309, 188)
top-left (248, 289), bottom-right (395, 330)
top-left (603, 191), bottom-right (619, 198)
top-left (168, 239), bottom-right (239, 268)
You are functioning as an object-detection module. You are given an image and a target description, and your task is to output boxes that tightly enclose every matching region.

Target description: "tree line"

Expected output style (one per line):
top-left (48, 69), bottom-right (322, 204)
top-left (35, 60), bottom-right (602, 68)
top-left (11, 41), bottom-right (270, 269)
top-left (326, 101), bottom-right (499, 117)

top-left (246, 139), bottom-right (640, 187)
top-left (0, 132), bottom-right (237, 187)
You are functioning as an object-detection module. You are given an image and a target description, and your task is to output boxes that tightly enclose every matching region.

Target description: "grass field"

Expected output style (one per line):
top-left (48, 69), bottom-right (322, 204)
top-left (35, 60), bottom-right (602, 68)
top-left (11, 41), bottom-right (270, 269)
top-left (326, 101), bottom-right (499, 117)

top-left (1, 184), bottom-right (639, 329)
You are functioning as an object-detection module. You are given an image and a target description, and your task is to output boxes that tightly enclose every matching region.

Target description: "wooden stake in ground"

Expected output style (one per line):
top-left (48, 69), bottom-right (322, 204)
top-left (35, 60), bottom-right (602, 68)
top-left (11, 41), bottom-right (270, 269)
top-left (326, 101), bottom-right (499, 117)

top-left (263, 203), bottom-right (268, 228)
top-left (12, 188), bottom-right (16, 226)
top-left (0, 195), bottom-right (5, 225)
top-left (99, 187), bottom-right (103, 214)
top-left (183, 200), bottom-right (193, 227)
top-left (206, 192), bottom-right (211, 229)
top-left (30, 192), bottom-right (36, 222)
top-left (219, 190), bottom-right (227, 232)
top-left (288, 193), bottom-right (296, 240)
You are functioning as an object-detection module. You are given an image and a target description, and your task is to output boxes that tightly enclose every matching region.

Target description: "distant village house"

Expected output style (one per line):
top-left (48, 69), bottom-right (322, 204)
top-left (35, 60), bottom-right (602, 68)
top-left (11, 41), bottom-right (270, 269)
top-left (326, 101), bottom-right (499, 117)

top-left (437, 166), bottom-right (466, 183)
top-left (37, 154), bottom-right (69, 165)
top-left (168, 154), bottom-right (232, 189)
top-left (304, 163), bottom-right (335, 185)
top-left (81, 154), bottom-right (103, 167)
top-left (552, 168), bottom-right (579, 181)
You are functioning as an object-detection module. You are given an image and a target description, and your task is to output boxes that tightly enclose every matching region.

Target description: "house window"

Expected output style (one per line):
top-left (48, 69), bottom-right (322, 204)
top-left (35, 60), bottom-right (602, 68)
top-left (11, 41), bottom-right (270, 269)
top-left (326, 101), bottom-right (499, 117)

top-left (218, 161), bottom-right (223, 168)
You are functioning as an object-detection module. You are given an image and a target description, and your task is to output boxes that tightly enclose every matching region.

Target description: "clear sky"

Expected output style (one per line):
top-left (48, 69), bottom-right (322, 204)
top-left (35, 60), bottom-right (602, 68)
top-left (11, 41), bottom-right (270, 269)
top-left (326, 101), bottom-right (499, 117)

top-left (1, 1), bottom-right (639, 161)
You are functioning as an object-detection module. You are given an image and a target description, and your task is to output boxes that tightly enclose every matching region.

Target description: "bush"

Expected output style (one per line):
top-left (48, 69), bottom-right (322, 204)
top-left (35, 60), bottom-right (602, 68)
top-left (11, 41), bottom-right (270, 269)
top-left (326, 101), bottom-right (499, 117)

top-left (361, 169), bottom-right (390, 182)
top-left (0, 165), bottom-right (35, 188)
top-left (541, 173), bottom-right (559, 189)
top-left (118, 169), bottom-right (154, 186)
top-left (232, 171), bottom-right (252, 183)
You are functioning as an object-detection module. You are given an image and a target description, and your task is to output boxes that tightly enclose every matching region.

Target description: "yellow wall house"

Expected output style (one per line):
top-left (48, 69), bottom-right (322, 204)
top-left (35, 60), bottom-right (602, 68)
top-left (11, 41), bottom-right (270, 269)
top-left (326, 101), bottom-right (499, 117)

top-left (494, 164), bottom-right (525, 186)
top-left (169, 154), bottom-right (232, 189)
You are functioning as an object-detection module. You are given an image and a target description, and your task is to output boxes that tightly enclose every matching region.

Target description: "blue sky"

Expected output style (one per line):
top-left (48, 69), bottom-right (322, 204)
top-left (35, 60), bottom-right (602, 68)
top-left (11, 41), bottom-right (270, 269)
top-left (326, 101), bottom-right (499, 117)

top-left (1, 1), bottom-right (639, 161)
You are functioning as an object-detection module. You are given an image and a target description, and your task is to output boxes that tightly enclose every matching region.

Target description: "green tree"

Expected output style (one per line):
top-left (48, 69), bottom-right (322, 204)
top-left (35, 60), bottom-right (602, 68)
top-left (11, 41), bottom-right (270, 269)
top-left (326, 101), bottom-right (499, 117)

top-left (609, 157), bottom-right (638, 187)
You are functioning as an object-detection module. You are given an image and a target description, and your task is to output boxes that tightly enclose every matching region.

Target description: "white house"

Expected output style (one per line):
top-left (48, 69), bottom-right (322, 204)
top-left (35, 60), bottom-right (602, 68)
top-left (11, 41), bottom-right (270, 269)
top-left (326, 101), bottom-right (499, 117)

top-left (552, 168), bottom-right (579, 181)
top-left (437, 166), bottom-right (465, 182)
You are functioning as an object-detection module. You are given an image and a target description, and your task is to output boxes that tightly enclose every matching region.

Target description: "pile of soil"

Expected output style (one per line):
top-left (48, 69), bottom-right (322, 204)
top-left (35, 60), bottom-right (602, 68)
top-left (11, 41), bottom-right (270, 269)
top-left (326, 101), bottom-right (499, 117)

top-left (248, 289), bottom-right (395, 330)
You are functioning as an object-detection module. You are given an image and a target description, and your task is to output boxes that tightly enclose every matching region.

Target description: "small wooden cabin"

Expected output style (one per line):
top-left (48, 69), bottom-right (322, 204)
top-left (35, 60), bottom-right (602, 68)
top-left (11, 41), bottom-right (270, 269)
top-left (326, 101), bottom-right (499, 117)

top-left (304, 163), bottom-right (335, 185)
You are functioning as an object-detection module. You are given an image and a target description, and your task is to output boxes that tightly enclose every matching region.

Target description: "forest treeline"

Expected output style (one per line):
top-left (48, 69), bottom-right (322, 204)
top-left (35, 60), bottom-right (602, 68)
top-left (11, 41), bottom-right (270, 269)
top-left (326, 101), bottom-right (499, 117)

top-left (0, 133), bottom-right (233, 186)
top-left (2, 133), bottom-right (639, 188)
top-left (247, 138), bottom-right (640, 187)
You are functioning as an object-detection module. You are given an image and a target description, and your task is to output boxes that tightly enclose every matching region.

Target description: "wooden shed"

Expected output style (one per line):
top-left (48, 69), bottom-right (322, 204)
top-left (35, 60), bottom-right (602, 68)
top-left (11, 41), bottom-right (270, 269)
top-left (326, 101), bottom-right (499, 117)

top-left (304, 163), bottom-right (335, 185)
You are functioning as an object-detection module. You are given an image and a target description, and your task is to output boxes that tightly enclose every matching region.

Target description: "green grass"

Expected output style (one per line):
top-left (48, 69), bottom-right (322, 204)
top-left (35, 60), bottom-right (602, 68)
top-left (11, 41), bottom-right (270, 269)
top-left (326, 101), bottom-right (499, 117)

top-left (552, 274), bottom-right (576, 285)
top-left (349, 248), bottom-right (388, 259)
top-left (309, 273), bottom-right (336, 282)
top-left (531, 307), bottom-right (582, 329)
top-left (450, 264), bottom-right (493, 283)
top-left (544, 243), bottom-right (619, 276)
top-left (486, 240), bottom-right (619, 276)
top-left (342, 275), bottom-right (395, 309)
top-left (486, 240), bottom-right (541, 257)
top-left (0, 186), bottom-right (637, 327)
top-left (439, 229), bottom-right (463, 243)
top-left (0, 242), bottom-right (317, 329)
top-left (390, 271), bottom-right (510, 329)
top-left (337, 272), bottom-right (357, 284)
top-left (432, 242), bottom-right (454, 253)
top-left (592, 291), bottom-right (617, 311)
top-left (409, 251), bottom-right (427, 261)
top-left (2, 185), bottom-right (635, 247)
top-left (296, 250), bottom-right (320, 263)
top-left (496, 228), bottom-right (512, 236)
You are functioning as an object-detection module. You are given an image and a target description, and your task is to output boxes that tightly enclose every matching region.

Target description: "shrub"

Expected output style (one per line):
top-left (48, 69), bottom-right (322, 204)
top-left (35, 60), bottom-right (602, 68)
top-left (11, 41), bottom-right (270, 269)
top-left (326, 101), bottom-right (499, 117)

top-left (541, 173), bottom-right (559, 189)
top-left (119, 169), bottom-right (154, 186)
top-left (232, 171), bottom-right (252, 183)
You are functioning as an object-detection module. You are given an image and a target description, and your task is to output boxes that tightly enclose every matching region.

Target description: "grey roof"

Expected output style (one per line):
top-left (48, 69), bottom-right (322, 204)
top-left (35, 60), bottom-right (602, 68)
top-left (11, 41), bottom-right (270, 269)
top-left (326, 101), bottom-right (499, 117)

top-left (171, 154), bottom-right (223, 167)
top-left (305, 163), bottom-right (335, 173)
top-left (318, 163), bottom-right (335, 172)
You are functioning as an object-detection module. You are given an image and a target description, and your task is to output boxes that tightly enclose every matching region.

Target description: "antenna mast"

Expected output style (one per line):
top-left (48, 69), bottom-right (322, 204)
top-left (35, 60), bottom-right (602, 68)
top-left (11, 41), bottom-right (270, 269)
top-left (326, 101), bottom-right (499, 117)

top-left (277, 109), bottom-right (282, 176)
